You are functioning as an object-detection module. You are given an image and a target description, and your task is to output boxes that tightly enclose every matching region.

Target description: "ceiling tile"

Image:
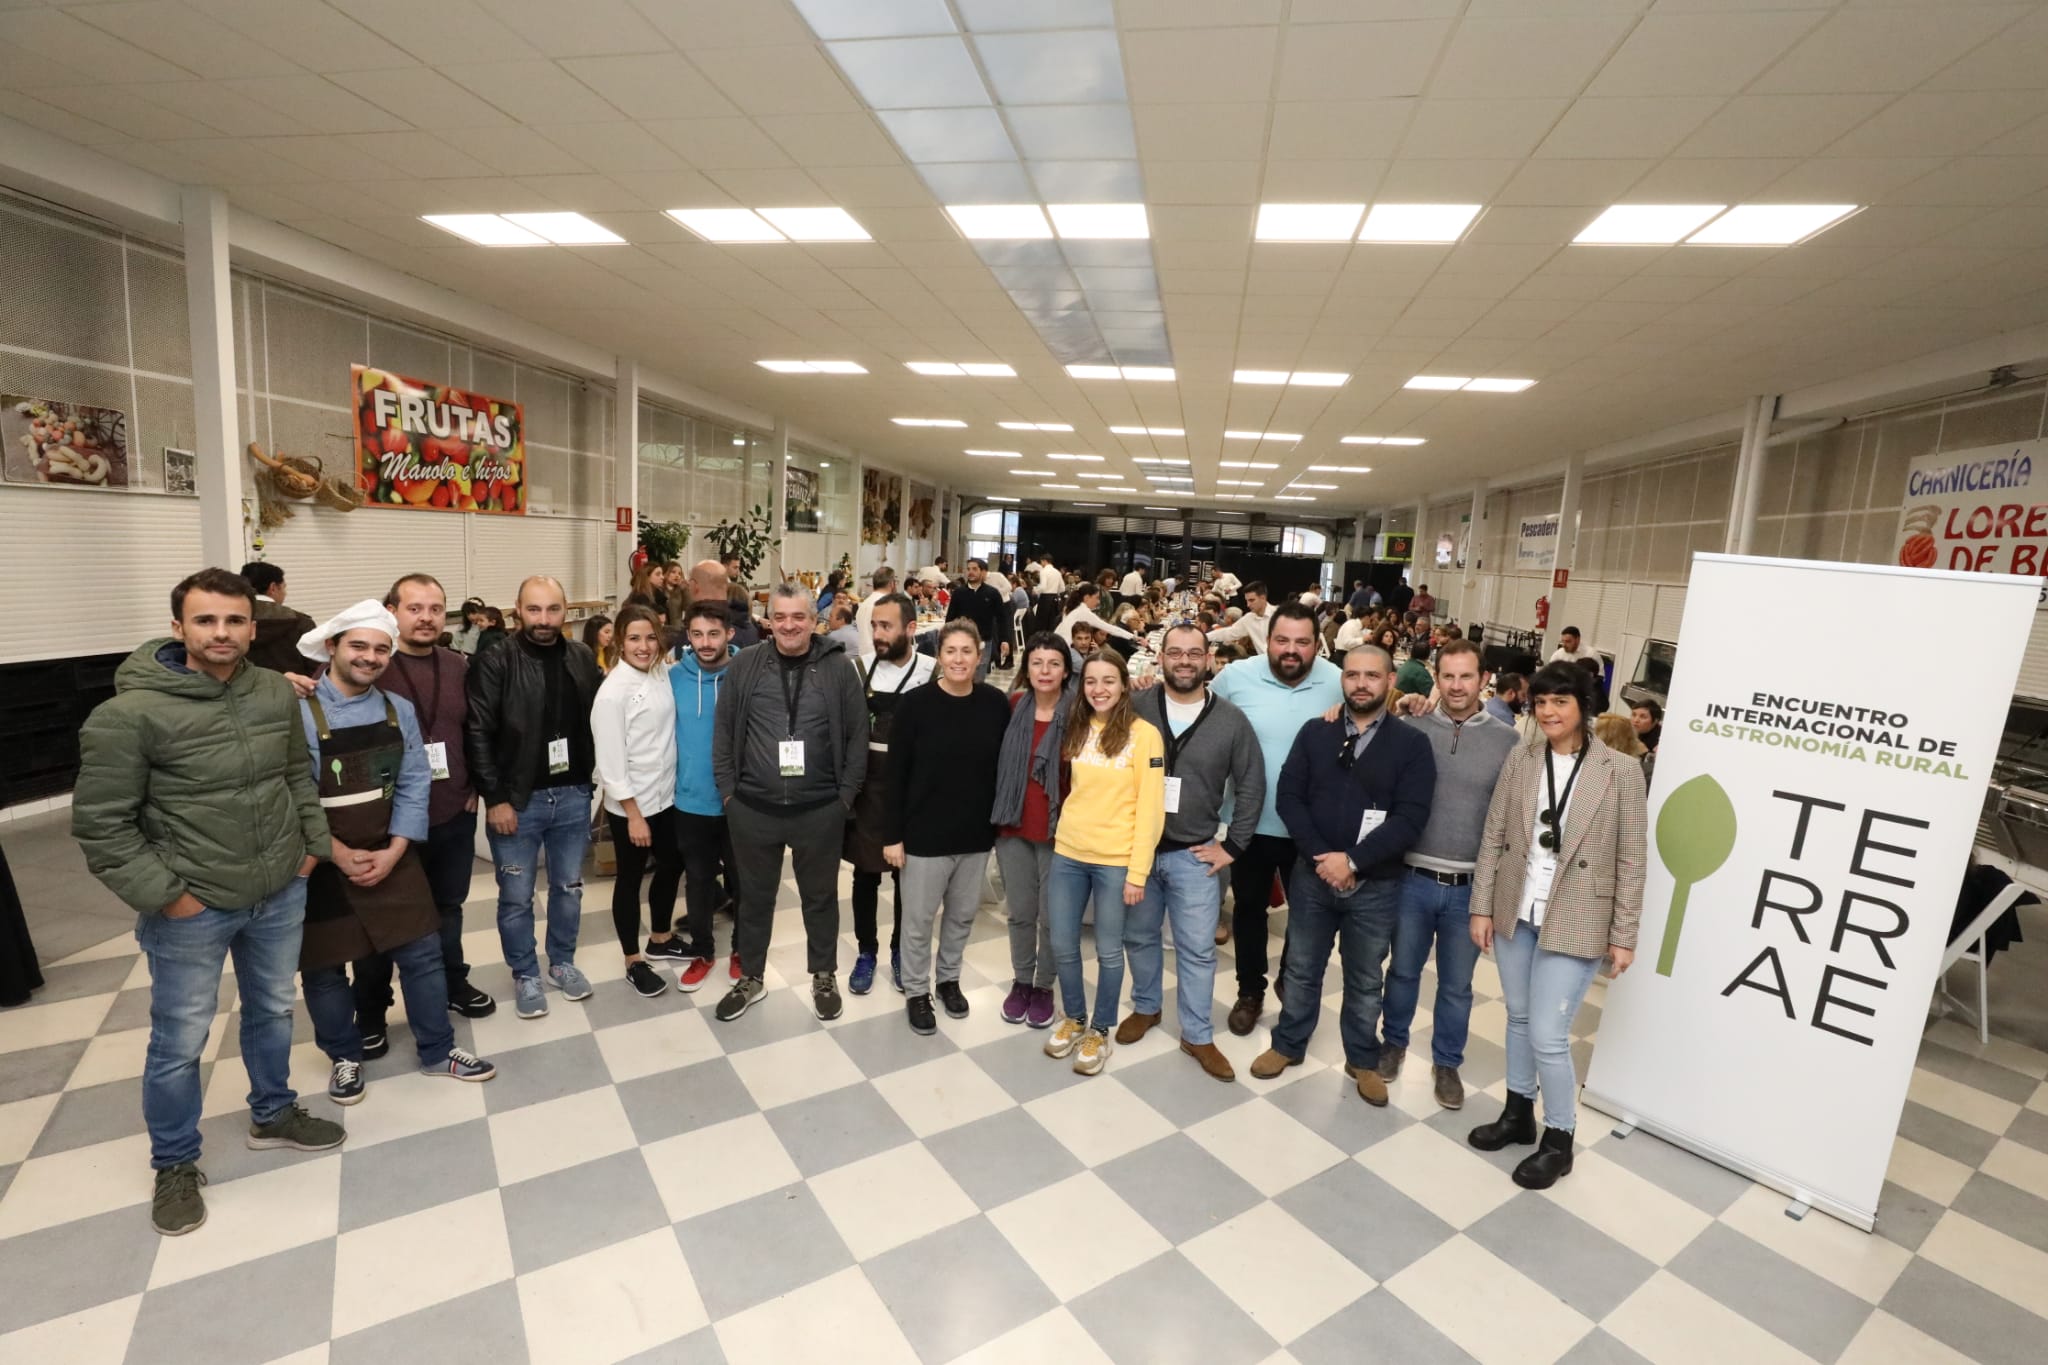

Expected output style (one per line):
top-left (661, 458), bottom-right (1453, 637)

top-left (515, 173), bottom-right (652, 210)
top-left (1826, 89), bottom-right (2048, 158)
top-left (221, 75), bottom-right (413, 133)
top-left (1259, 161), bottom-right (1388, 199)
top-left (1625, 157), bottom-right (1798, 200)
top-left (535, 122), bottom-right (689, 175)
top-left (699, 44), bottom-right (865, 116)
top-left (810, 164), bottom-right (940, 206)
top-left (643, 118), bottom-right (792, 169)
top-left (1752, 6), bottom-right (2032, 96)
top-left (1142, 160), bottom-right (1261, 204)
top-left (1758, 156), bottom-right (1950, 201)
top-left (66, 0), bottom-right (303, 80)
top-left (1277, 19), bottom-right (1451, 101)
top-left (757, 113), bottom-right (902, 167)
top-left (1123, 26), bottom-right (1279, 104)
top-left (974, 30), bottom-right (1126, 105)
top-left (559, 53), bottom-right (740, 120)
top-left (1269, 101), bottom-right (1411, 161)
top-left (0, 90), bottom-right (131, 145)
top-left (1536, 97), bottom-right (1725, 159)
top-left (333, 132), bottom-right (495, 180)
top-left (635, 0), bottom-right (814, 48)
top-left (827, 36), bottom-right (989, 108)
top-left (344, 68), bottom-right (518, 131)
top-left (484, 0), bottom-right (672, 56)
top-left (1428, 15), bottom-right (1636, 99)
top-left (702, 166), bottom-right (835, 204)
top-left (1587, 10), bottom-right (1825, 98)
top-left (916, 160), bottom-right (1037, 202)
top-left (343, 0), bottom-right (542, 61)
top-left (0, 7), bottom-right (198, 82)
top-left (1132, 102), bottom-right (1269, 161)
top-left (439, 125), bottom-right (591, 176)
top-left (445, 60), bottom-right (626, 124)
top-left (1372, 157), bottom-right (1519, 201)
top-left (1673, 93), bottom-right (1892, 158)
top-left (1006, 105), bottom-right (1138, 161)
top-left (126, 81), bottom-right (317, 139)
top-left (1882, 157), bottom-right (2048, 207)
top-left (1399, 99), bottom-right (1572, 159)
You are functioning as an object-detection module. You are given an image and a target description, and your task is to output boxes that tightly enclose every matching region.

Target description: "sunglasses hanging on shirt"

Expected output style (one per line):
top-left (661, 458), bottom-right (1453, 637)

top-left (1540, 743), bottom-right (1588, 851)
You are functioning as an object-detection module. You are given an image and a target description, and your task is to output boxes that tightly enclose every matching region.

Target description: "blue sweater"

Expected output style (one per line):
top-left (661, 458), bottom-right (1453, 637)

top-left (1209, 654), bottom-right (1343, 839)
top-left (1275, 712), bottom-right (1436, 880)
top-left (299, 676), bottom-right (430, 843)
top-left (671, 649), bottom-right (732, 816)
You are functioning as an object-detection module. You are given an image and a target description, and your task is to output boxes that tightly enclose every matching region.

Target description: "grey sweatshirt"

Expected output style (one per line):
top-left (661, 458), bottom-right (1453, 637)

top-left (713, 635), bottom-right (869, 813)
top-left (1399, 707), bottom-right (1519, 872)
top-left (1135, 687), bottom-right (1266, 859)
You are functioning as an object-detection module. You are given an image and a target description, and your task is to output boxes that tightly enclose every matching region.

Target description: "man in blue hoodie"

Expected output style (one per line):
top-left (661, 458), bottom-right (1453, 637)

top-left (669, 599), bottom-right (737, 994)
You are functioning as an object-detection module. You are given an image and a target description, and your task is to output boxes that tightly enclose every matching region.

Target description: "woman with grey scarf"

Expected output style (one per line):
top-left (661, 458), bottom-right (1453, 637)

top-left (991, 633), bottom-right (1075, 1029)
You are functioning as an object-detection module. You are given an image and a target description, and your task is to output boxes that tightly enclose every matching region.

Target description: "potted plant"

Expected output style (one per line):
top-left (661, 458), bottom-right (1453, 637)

top-left (710, 504), bottom-right (782, 583)
top-left (636, 517), bottom-right (689, 570)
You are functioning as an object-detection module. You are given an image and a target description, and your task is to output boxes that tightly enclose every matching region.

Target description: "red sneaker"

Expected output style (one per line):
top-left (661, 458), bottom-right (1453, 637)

top-left (728, 952), bottom-right (741, 981)
top-left (678, 958), bottom-right (714, 994)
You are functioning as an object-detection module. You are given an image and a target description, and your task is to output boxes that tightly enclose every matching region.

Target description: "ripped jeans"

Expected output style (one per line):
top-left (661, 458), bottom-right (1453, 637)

top-left (1493, 925), bottom-right (1601, 1133)
top-left (487, 783), bottom-right (592, 980)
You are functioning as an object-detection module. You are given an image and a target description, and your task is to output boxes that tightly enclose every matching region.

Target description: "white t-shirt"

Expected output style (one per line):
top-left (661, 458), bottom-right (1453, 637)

top-left (1163, 694), bottom-right (1206, 734)
top-left (592, 660), bottom-right (677, 817)
top-left (860, 651), bottom-right (936, 694)
top-left (1551, 642), bottom-right (1597, 664)
top-left (1520, 750), bottom-right (1582, 926)
top-left (1036, 563), bottom-right (1065, 594)
top-left (1119, 570), bottom-right (1144, 596)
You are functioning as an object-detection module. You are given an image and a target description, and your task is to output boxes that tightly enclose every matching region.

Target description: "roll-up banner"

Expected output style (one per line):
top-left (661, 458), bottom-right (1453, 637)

top-left (1516, 513), bottom-right (1559, 570)
top-left (1582, 553), bottom-right (2033, 1230)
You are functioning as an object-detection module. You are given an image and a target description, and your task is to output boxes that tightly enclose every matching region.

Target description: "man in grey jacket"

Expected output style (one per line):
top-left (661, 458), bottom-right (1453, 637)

top-left (1379, 638), bottom-right (1518, 1109)
top-left (1121, 623), bottom-right (1266, 1080)
top-left (711, 583), bottom-right (869, 1023)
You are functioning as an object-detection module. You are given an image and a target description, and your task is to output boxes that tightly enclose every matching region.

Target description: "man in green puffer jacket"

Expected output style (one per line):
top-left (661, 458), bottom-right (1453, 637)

top-left (72, 568), bottom-right (345, 1237)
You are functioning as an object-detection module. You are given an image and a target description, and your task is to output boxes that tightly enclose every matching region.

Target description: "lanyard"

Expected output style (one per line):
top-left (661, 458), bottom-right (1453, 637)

top-left (1159, 692), bottom-right (1216, 777)
top-left (779, 656), bottom-right (809, 739)
top-left (1544, 743), bottom-right (1588, 839)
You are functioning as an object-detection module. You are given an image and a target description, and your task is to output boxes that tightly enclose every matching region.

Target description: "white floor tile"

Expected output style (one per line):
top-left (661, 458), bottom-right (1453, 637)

top-left (1538, 1146), bottom-right (1715, 1266)
top-left (148, 1154), bottom-right (342, 1288)
top-left (871, 1050), bottom-right (1015, 1137)
top-left (1026, 1075), bottom-right (1176, 1167)
top-left (949, 1306), bottom-right (1116, 1365)
top-left (1717, 1184), bottom-right (1912, 1304)
top-left (1834, 1308), bottom-right (1978, 1365)
top-left (810, 1140), bottom-right (977, 1260)
top-left (487, 1086), bottom-right (637, 1186)
top-left (941, 983), bottom-right (1039, 1051)
top-left (0, 993), bottom-right (115, 1055)
top-left (712, 1265), bottom-right (920, 1364)
top-left (1918, 1209), bottom-right (2048, 1321)
top-left (1980, 1136), bottom-right (2048, 1203)
top-left (642, 1113), bottom-right (801, 1223)
top-left (1604, 1270), bottom-right (1817, 1365)
top-left (516, 1226), bottom-right (708, 1365)
top-left (987, 1171), bottom-right (1170, 1302)
top-left (1356, 1125), bottom-right (1515, 1230)
top-left (1386, 1234), bottom-right (1592, 1365)
top-left (201, 1041), bottom-right (328, 1119)
top-left (1905, 1067), bottom-right (2018, 1134)
top-left (464, 996), bottom-right (594, 1056)
top-left (1188, 1097), bottom-right (1345, 1197)
top-left (263, 1346), bottom-right (329, 1365)
top-left (330, 1068), bottom-right (487, 1150)
top-left (0, 1132), bottom-right (153, 1238)
top-left (592, 1006), bottom-right (721, 1084)
top-left (1884, 1137), bottom-right (1974, 1206)
top-left (1182, 1201), bottom-right (1374, 1344)
top-left (727, 1030), bottom-right (863, 1111)
top-left (331, 1189), bottom-right (512, 1337)
top-left (0, 1091), bottom-right (59, 1167)
top-left (0, 1292), bottom-right (141, 1365)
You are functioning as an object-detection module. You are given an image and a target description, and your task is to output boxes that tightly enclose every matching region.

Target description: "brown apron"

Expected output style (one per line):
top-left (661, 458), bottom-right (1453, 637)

top-left (843, 657), bottom-right (920, 874)
top-left (299, 693), bottom-right (440, 973)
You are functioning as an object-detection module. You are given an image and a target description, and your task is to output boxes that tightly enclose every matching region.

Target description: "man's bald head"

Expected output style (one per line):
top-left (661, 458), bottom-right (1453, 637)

top-left (515, 576), bottom-right (566, 644)
top-left (690, 559), bottom-right (728, 602)
top-left (515, 575), bottom-right (564, 608)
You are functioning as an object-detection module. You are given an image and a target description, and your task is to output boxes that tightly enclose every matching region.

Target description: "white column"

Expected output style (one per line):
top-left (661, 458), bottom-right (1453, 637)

top-left (1353, 512), bottom-right (1367, 565)
top-left (1461, 481), bottom-right (1486, 619)
top-left (613, 358), bottom-right (639, 596)
top-left (1411, 500), bottom-right (1426, 583)
top-left (896, 470), bottom-right (911, 568)
top-left (1733, 395), bottom-right (1779, 557)
top-left (769, 419), bottom-right (789, 583)
top-left (851, 452), bottom-right (865, 576)
top-left (181, 187), bottom-right (243, 569)
top-left (1544, 454), bottom-right (1585, 657)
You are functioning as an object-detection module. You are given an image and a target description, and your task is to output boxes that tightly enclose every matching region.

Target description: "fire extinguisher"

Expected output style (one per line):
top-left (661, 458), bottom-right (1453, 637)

top-left (1535, 594), bottom-right (1550, 631)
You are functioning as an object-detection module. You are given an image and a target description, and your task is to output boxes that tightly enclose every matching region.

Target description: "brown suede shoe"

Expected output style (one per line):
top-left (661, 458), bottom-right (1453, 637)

top-left (1227, 993), bottom-right (1263, 1036)
top-left (1249, 1047), bottom-right (1301, 1080)
top-left (1376, 1044), bottom-right (1405, 1083)
top-left (1344, 1063), bottom-right (1390, 1107)
top-left (1182, 1039), bottom-right (1236, 1082)
top-left (1434, 1065), bottom-right (1464, 1110)
top-left (1115, 1012), bottom-right (1160, 1046)
top-left (1214, 922), bottom-right (1231, 945)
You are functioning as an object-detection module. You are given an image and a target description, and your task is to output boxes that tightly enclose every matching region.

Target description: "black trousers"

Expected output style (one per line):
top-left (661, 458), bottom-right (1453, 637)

top-left (1228, 833), bottom-right (1298, 999)
top-left (852, 868), bottom-right (902, 955)
top-left (675, 810), bottom-right (735, 961)
top-left (608, 806), bottom-right (682, 956)
top-left (355, 808), bottom-right (477, 1029)
top-left (728, 800), bottom-right (845, 978)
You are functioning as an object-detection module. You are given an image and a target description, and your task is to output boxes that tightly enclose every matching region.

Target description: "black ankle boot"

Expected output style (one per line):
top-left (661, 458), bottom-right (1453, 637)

top-left (1467, 1090), bottom-right (1538, 1151)
top-left (1512, 1126), bottom-right (1575, 1189)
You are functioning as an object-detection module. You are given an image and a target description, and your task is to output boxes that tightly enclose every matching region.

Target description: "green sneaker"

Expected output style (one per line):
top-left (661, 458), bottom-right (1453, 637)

top-left (246, 1103), bottom-right (347, 1153)
top-left (152, 1163), bottom-right (207, 1236)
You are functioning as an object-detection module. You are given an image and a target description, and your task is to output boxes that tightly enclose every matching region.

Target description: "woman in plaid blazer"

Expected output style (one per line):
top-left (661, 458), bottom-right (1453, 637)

top-left (1465, 661), bottom-right (1647, 1190)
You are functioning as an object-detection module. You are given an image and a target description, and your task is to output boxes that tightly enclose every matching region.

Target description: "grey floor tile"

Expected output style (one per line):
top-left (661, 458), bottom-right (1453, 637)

top-left (0, 1161), bottom-right (15, 1204)
top-left (330, 1278), bottom-right (528, 1365)
top-left (673, 1181), bottom-right (853, 1319)
top-left (617, 1056), bottom-right (758, 1146)
top-left (2001, 1106), bottom-right (2048, 1157)
top-left (1557, 1328), bottom-right (1653, 1364)
top-left (583, 973), bottom-right (697, 1032)
top-left (1466, 1195), bottom-right (1658, 1321)
top-left (1289, 1286), bottom-right (1476, 1365)
top-left (1114, 1047), bottom-right (1257, 1129)
top-left (619, 1325), bottom-right (727, 1364)
top-left (480, 1033), bottom-right (609, 1114)
top-left (827, 1007), bottom-right (962, 1079)
top-left (706, 984), bottom-right (827, 1053)
top-left (924, 1107), bottom-right (1084, 1211)
top-left (1274, 1160), bottom-right (1458, 1283)
top-left (1262, 1067), bottom-right (1417, 1155)
top-left (764, 1079), bottom-right (916, 1177)
top-left (126, 1237), bottom-right (336, 1365)
top-left (0, 1205), bottom-right (161, 1335)
top-left (964, 1034), bottom-right (1092, 1106)
top-left (338, 1117), bottom-right (499, 1234)
top-left (30, 1076), bottom-right (148, 1157)
top-left (1897, 1099), bottom-right (2000, 1168)
top-left (502, 1148), bottom-right (669, 1273)
top-left (97, 986), bottom-right (154, 1034)
top-left (1069, 1250), bottom-right (1278, 1365)
top-left (1881, 1256), bottom-right (2048, 1365)
top-left (28, 954), bottom-right (137, 1004)
top-left (188, 1105), bottom-right (337, 1186)
top-left (1435, 1032), bottom-right (1509, 1090)
top-left (1594, 1129), bottom-right (1749, 1215)
top-left (864, 1213), bottom-right (1059, 1362)
top-left (1950, 1171), bottom-right (2048, 1256)
top-left (1096, 1133), bottom-right (1264, 1244)
top-left (1667, 1222), bottom-right (1874, 1362)
top-left (0, 1038), bottom-right (90, 1103)
top-left (1875, 1179), bottom-right (1947, 1254)
top-left (1915, 1039), bottom-right (2039, 1104)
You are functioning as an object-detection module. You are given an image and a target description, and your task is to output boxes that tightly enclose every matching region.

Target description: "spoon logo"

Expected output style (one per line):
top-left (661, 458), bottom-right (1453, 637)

top-left (1654, 774), bottom-right (1738, 976)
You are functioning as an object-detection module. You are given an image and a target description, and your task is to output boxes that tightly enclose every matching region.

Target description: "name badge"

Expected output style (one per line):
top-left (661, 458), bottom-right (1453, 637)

top-left (779, 739), bottom-right (806, 776)
top-left (547, 737), bottom-right (570, 775)
top-left (1357, 808), bottom-right (1386, 841)
top-left (1163, 776), bottom-right (1182, 815)
top-left (424, 741), bottom-right (450, 781)
top-left (1525, 854), bottom-right (1558, 927)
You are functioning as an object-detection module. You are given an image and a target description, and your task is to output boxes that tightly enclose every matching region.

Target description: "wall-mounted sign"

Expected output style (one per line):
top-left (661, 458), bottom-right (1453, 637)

top-left (352, 364), bottom-right (524, 514)
top-left (786, 464), bottom-right (820, 532)
top-left (1516, 512), bottom-right (1559, 570)
top-left (163, 448), bottom-right (196, 496)
top-left (2, 396), bottom-right (132, 488)
top-left (1379, 532), bottom-right (1413, 561)
top-left (1895, 438), bottom-right (2048, 609)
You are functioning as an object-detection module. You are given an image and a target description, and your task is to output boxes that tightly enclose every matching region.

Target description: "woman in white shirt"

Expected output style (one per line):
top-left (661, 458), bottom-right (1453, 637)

top-left (1056, 584), bottom-right (1137, 646)
top-left (592, 605), bottom-right (684, 999)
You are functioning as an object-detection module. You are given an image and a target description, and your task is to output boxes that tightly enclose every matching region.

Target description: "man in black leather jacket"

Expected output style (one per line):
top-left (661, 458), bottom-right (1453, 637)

top-left (465, 576), bottom-right (604, 1022)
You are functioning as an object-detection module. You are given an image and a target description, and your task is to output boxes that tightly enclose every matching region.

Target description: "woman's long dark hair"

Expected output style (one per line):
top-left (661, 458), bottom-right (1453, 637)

top-left (1528, 660), bottom-right (1597, 733)
top-left (1065, 583), bottom-right (1098, 614)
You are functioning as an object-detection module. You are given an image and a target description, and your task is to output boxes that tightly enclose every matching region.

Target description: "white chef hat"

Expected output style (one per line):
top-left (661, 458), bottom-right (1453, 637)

top-left (299, 598), bottom-right (400, 661)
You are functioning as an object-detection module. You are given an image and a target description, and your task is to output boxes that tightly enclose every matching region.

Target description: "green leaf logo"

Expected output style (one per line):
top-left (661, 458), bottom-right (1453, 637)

top-left (1654, 773), bottom-right (1737, 977)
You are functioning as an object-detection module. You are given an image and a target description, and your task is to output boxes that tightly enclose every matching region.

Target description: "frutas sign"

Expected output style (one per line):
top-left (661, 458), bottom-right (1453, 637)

top-left (352, 364), bottom-right (525, 514)
top-left (1895, 438), bottom-right (2048, 607)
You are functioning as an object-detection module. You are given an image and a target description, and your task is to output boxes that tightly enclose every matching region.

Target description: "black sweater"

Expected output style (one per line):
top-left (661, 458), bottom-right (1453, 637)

top-left (884, 681), bottom-right (1010, 856)
top-left (1275, 712), bottom-right (1437, 880)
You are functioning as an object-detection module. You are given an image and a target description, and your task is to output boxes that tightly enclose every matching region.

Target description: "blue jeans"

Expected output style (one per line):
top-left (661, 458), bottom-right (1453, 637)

top-left (1271, 868), bottom-right (1400, 1069)
top-left (303, 929), bottom-right (454, 1067)
top-left (487, 784), bottom-right (592, 979)
top-left (1046, 853), bottom-right (1131, 1032)
top-left (136, 875), bottom-right (307, 1169)
top-left (1381, 870), bottom-right (1481, 1068)
top-left (1125, 848), bottom-right (1223, 1045)
top-left (1494, 925), bottom-right (1601, 1133)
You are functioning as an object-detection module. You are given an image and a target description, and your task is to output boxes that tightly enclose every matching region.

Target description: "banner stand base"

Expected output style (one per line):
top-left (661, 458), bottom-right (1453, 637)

top-left (1581, 1089), bottom-right (1877, 1233)
top-left (1786, 1200), bottom-right (1812, 1222)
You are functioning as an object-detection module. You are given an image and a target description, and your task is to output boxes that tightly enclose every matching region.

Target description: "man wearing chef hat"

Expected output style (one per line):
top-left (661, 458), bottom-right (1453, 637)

top-left (296, 600), bottom-right (497, 1105)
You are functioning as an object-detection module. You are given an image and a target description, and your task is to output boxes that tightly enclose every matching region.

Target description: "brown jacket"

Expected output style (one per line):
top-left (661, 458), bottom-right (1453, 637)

top-left (1471, 736), bottom-right (1647, 958)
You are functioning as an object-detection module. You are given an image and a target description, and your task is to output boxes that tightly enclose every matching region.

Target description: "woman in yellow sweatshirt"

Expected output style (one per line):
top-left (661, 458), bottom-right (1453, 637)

top-left (1043, 650), bottom-right (1167, 1076)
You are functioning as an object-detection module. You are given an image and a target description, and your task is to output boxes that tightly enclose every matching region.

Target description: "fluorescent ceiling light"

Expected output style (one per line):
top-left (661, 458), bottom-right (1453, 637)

top-left (960, 362), bottom-right (1016, 377)
top-left (667, 208), bottom-right (785, 242)
top-left (423, 214), bottom-right (545, 246)
top-left (1224, 431), bottom-right (1300, 442)
top-left (1574, 204), bottom-right (1726, 245)
top-left (987, 495), bottom-right (1019, 503)
top-left (1077, 473), bottom-right (1121, 480)
top-left (1010, 468), bottom-right (1053, 475)
top-left (1147, 474), bottom-right (1192, 482)
top-left (892, 417), bottom-right (967, 427)
top-left (1098, 486), bottom-right (1138, 493)
top-left (999, 421), bottom-right (1072, 431)
top-left (1121, 366), bottom-right (1175, 382)
top-left (757, 359), bottom-right (868, 374)
top-left (1356, 203), bottom-right (1481, 244)
top-left (1074, 502), bottom-right (1106, 507)
top-left (1381, 436), bottom-right (1427, 446)
top-left (1308, 465), bottom-right (1372, 473)
top-left (818, 461), bottom-right (830, 466)
top-left (1274, 494), bottom-right (1317, 502)
top-left (811, 360), bottom-right (868, 374)
top-left (1686, 204), bottom-right (1859, 246)
top-left (1288, 483), bottom-right (1338, 490)
top-left (1255, 202), bottom-right (1364, 242)
top-left (909, 360), bottom-right (1015, 376)
top-left (1233, 370), bottom-right (1291, 385)
top-left (1110, 425), bottom-right (1183, 436)
top-left (1132, 457), bottom-right (1189, 465)
top-left (1290, 371), bottom-right (1348, 387)
top-left (1340, 436), bottom-right (1382, 444)
top-left (1216, 480), bottom-right (1264, 487)
top-left (1048, 203), bottom-right (1149, 239)
top-left (906, 361), bottom-right (963, 375)
top-left (1215, 494), bottom-right (1255, 501)
top-left (1405, 375), bottom-right (1470, 390)
top-left (1144, 506), bottom-right (1177, 511)
top-left (1042, 483), bottom-right (1081, 490)
top-left (1219, 461), bottom-right (1277, 469)
top-left (1065, 365), bottom-right (1121, 379)
top-left (756, 206), bottom-right (870, 241)
top-left (500, 212), bottom-right (622, 244)
top-left (946, 203), bottom-right (1053, 238)
top-left (1465, 377), bottom-right (1536, 393)
top-left (1046, 452), bottom-right (1104, 461)
top-left (964, 449), bottom-right (1019, 458)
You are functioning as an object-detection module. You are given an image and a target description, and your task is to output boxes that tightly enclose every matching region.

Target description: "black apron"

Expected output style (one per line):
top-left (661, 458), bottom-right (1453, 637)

top-left (843, 657), bottom-right (920, 873)
top-left (299, 693), bottom-right (440, 973)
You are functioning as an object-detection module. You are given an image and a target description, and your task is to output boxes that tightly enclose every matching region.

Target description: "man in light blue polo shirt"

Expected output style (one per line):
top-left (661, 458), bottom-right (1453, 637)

top-left (1209, 601), bottom-right (1343, 1037)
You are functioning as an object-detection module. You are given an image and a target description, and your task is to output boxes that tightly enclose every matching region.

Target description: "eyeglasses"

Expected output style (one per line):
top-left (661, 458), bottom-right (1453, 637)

top-left (1161, 648), bottom-right (1205, 661)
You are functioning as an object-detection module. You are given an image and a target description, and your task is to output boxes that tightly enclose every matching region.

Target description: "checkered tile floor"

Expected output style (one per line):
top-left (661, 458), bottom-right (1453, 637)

top-left (5, 828), bottom-right (2048, 1364)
